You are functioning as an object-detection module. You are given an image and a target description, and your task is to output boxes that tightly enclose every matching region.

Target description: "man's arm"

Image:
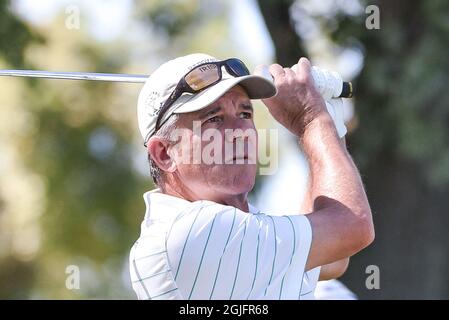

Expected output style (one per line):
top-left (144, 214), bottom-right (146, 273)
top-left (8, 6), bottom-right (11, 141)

top-left (301, 137), bottom-right (350, 280)
top-left (259, 58), bottom-right (374, 272)
top-left (301, 108), bottom-right (373, 270)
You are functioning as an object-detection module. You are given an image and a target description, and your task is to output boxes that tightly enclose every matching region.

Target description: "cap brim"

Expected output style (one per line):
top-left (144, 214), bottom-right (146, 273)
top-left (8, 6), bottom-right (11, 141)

top-left (172, 74), bottom-right (276, 114)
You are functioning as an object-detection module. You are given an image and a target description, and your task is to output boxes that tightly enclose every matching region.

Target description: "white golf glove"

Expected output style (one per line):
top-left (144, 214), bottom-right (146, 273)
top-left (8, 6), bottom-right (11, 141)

top-left (325, 98), bottom-right (347, 138)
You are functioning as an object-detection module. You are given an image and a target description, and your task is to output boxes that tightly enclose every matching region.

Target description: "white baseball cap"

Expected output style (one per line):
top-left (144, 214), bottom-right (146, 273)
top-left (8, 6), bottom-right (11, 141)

top-left (137, 53), bottom-right (277, 144)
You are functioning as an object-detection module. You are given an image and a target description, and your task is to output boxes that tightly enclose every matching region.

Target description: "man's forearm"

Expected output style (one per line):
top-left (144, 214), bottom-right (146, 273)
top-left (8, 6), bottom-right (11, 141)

top-left (299, 113), bottom-right (372, 229)
top-left (299, 119), bottom-right (359, 272)
top-left (300, 136), bottom-right (346, 214)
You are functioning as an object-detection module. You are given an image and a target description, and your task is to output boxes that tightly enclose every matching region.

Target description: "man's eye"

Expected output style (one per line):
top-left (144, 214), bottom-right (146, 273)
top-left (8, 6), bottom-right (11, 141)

top-left (206, 116), bottom-right (222, 123)
top-left (240, 112), bottom-right (252, 119)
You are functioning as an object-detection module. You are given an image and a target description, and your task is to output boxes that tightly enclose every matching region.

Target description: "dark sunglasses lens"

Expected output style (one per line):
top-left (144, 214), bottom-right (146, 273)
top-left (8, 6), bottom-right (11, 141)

top-left (185, 64), bottom-right (220, 91)
top-left (226, 59), bottom-right (250, 77)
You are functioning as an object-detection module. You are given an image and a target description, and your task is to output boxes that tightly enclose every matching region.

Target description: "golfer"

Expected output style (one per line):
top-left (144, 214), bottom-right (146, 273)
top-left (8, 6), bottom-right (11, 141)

top-left (129, 53), bottom-right (374, 300)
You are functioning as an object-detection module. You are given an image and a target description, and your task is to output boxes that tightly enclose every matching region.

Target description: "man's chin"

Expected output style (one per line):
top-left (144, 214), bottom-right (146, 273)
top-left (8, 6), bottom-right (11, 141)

top-left (230, 169), bottom-right (257, 193)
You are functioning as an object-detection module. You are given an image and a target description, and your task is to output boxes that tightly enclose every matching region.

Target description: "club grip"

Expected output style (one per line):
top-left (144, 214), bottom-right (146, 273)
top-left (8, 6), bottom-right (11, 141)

top-left (340, 81), bottom-right (353, 98)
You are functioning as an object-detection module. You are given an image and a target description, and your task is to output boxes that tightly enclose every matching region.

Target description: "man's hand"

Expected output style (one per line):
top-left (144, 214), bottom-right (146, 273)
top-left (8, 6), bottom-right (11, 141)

top-left (255, 58), bottom-right (329, 136)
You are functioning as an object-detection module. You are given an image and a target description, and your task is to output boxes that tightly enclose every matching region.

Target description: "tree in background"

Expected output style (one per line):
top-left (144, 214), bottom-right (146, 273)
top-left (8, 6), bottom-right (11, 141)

top-left (257, 0), bottom-right (449, 298)
top-left (0, 0), bottom-right (43, 298)
top-left (0, 3), bottom-right (147, 298)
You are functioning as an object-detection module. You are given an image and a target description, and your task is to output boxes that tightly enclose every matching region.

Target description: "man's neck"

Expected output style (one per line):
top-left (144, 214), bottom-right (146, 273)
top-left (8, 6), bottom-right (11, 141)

top-left (162, 183), bottom-right (250, 212)
top-left (214, 193), bottom-right (249, 212)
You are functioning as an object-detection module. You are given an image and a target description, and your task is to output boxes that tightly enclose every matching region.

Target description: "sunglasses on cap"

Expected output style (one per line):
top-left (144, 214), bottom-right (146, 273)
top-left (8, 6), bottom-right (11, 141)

top-left (150, 58), bottom-right (250, 139)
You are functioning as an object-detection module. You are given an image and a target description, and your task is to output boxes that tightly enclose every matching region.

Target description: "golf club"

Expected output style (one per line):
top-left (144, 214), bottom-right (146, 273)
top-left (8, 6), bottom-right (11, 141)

top-left (0, 69), bottom-right (148, 83)
top-left (0, 68), bottom-right (353, 98)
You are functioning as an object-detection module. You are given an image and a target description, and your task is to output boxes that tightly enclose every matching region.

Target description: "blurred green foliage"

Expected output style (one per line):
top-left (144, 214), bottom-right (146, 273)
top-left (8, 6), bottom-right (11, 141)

top-left (338, 0), bottom-right (449, 299)
top-left (0, 1), bottom-right (148, 298)
top-left (0, 0), bottom-right (43, 67)
top-left (329, 0), bottom-right (449, 187)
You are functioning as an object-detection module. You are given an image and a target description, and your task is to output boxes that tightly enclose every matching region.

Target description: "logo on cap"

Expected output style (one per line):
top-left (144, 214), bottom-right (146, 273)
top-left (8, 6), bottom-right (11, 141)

top-left (187, 58), bottom-right (218, 70)
top-left (144, 91), bottom-right (163, 116)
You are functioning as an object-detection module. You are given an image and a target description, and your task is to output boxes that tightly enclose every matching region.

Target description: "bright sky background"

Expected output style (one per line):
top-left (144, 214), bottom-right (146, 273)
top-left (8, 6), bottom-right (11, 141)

top-left (12, 0), bottom-right (134, 41)
top-left (12, 0), bottom-right (275, 65)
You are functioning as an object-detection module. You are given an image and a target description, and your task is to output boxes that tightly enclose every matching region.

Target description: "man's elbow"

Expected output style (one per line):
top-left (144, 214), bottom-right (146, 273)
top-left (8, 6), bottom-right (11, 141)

top-left (343, 207), bottom-right (375, 256)
top-left (319, 258), bottom-right (350, 281)
top-left (355, 212), bottom-right (375, 251)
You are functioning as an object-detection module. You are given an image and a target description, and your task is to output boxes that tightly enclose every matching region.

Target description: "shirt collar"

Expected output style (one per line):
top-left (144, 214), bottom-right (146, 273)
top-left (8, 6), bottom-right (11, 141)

top-left (142, 188), bottom-right (260, 223)
top-left (142, 188), bottom-right (193, 222)
top-left (248, 203), bottom-right (260, 214)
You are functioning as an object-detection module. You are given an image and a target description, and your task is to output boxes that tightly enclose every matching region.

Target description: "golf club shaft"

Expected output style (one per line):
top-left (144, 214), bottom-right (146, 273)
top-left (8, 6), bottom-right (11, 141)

top-left (0, 69), bottom-right (148, 83)
top-left (0, 69), bottom-right (353, 98)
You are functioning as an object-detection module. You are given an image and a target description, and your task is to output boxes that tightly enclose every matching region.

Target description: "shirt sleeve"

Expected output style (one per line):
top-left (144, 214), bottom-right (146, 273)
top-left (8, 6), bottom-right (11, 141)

top-left (300, 267), bottom-right (322, 299)
top-left (165, 201), bottom-right (313, 299)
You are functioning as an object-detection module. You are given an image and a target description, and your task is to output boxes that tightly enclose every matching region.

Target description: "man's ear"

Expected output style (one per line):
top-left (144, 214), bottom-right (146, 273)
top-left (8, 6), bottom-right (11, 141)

top-left (147, 137), bottom-right (177, 173)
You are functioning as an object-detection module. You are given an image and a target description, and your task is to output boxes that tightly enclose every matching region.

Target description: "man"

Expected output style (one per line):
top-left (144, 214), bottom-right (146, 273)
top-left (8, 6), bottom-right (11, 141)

top-left (129, 53), bottom-right (374, 300)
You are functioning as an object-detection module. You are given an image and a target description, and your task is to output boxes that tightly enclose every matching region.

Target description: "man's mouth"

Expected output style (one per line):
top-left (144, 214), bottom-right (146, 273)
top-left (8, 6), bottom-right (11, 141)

top-left (226, 154), bottom-right (257, 164)
top-left (233, 155), bottom-right (248, 161)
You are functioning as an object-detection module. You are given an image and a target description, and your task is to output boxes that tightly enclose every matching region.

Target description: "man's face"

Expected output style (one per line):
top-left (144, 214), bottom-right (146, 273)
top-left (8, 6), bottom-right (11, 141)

top-left (169, 85), bottom-right (258, 200)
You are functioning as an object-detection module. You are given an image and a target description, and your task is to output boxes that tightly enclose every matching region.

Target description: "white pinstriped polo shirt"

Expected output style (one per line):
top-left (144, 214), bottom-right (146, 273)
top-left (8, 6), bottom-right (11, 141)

top-left (129, 189), bottom-right (314, 300)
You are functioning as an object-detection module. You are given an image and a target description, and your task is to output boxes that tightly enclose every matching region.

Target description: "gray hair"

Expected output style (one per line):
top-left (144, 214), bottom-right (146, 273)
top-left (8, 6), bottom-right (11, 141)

top-left (147, 114), bottom-right (179, 186)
